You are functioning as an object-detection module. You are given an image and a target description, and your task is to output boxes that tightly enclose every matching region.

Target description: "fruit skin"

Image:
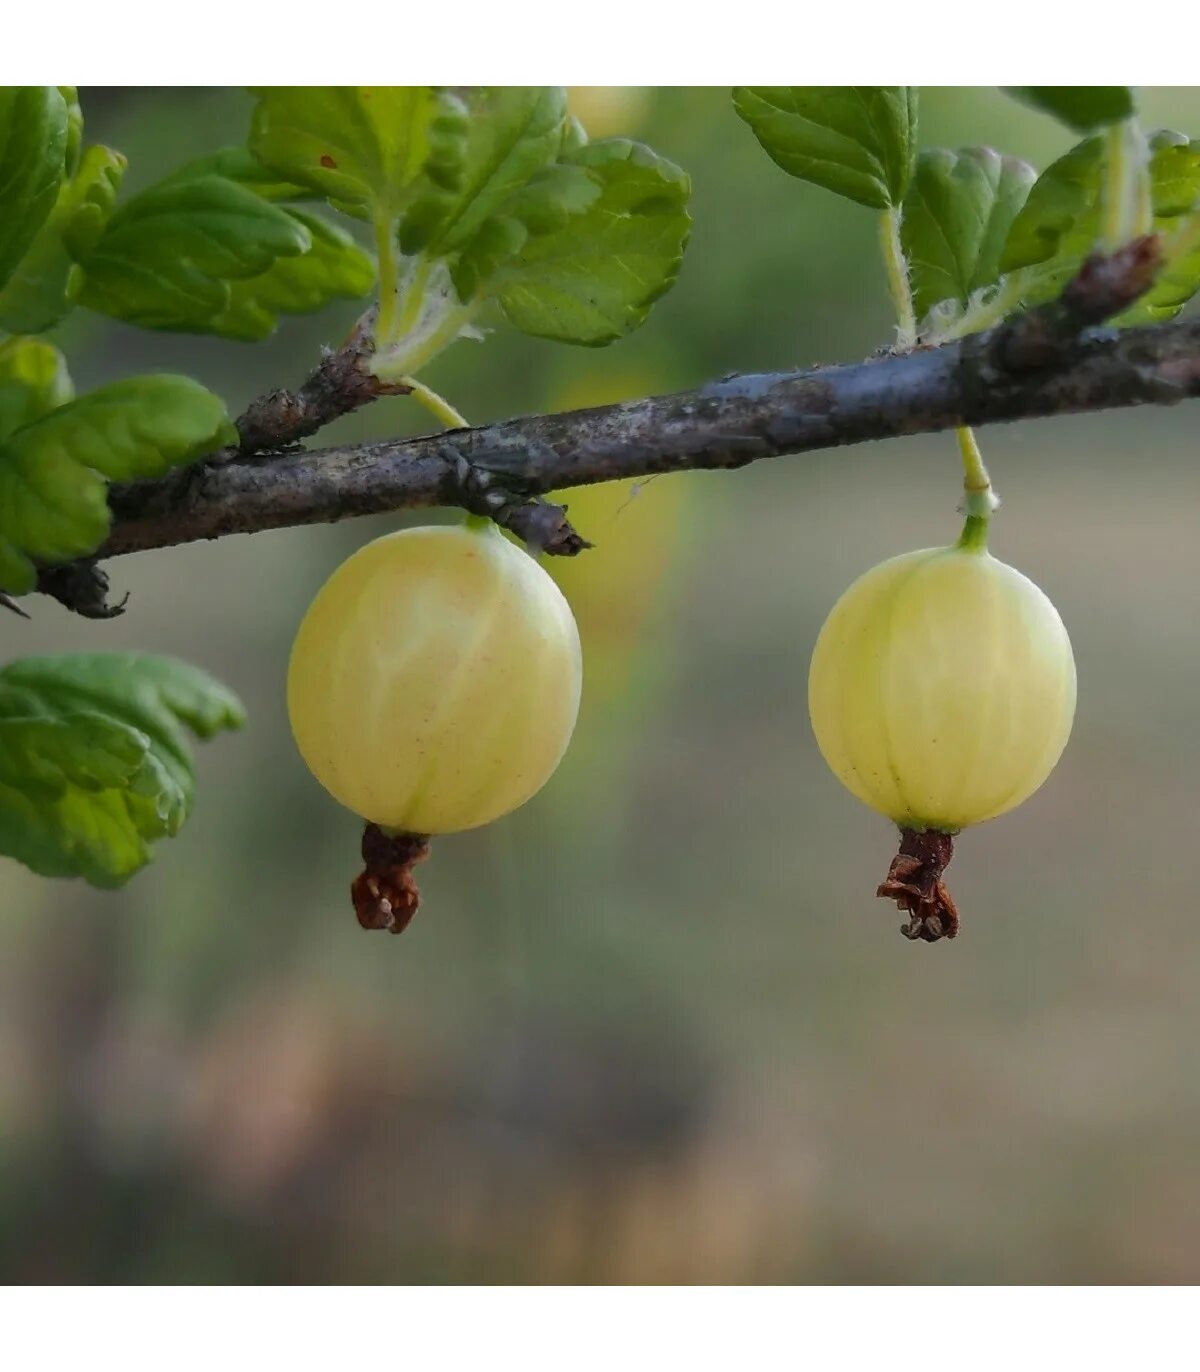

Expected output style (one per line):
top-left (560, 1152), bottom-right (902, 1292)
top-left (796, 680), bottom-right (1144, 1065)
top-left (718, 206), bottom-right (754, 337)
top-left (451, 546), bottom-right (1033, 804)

top-left (288, 522), bottom-right (582, 835)
top-left (808, 543), bottom-right (1076, 833)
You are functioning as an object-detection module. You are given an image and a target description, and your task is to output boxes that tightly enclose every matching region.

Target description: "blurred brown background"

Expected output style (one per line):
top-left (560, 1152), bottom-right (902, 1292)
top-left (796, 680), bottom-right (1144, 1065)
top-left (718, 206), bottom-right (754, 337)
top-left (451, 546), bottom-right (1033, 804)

top-left (2, 86), bottom-right (1199, 1284)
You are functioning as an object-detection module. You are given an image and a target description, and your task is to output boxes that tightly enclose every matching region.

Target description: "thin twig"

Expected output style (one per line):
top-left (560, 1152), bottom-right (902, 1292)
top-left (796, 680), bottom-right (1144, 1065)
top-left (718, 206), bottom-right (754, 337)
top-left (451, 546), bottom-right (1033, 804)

top-left (40, 245), bottom-right (1197, 613)
top-left (93, 310), bottom-right (1200, 564)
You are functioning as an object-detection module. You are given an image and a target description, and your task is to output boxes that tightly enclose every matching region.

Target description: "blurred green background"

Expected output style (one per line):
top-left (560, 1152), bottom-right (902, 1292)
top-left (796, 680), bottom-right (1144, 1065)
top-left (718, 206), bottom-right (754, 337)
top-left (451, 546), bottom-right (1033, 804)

top-left (3, 86), bottom-right (1200, 1284)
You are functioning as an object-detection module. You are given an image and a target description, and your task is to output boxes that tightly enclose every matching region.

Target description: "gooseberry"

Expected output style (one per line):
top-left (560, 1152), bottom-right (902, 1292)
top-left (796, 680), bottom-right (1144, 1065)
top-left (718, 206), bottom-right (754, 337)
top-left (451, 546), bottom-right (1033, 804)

top-left (808, 539), bottom-right (1076, 941)
top-left (288, 519), bottom-right (582, 932)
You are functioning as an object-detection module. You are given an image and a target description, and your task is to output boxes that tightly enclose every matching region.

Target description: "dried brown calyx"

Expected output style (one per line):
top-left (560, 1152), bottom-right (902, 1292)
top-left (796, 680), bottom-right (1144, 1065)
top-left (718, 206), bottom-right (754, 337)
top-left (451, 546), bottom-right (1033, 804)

top-left (351, 824), bottom-right (431, 935)
top-left (876, 827), bottom-right (960, 943)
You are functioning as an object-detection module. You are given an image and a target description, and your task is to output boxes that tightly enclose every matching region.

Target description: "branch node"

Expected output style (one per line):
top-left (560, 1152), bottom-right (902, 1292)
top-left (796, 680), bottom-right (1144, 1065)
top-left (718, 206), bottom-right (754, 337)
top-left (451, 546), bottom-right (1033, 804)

top-left (501, 500), bottom-right (592, 555)
top-left (994, 236), bottom-right (1163, 372)
top-left (450, 448), bottom-right (590, 556)
top-left (234, 311), bottom-right (412, 456)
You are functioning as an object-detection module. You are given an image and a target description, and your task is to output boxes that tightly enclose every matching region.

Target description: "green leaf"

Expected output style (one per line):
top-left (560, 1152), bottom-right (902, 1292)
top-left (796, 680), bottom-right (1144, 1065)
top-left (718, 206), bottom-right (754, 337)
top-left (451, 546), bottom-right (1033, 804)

top-left (0, 375), bottom-right (234, 594)
top-left (1117, 132), bottom-right (1200, 324)
top-left (999, 129), bottom-right (1200, 313)
top-left (76, 174), bottom-right (309, 332)
top-left (485, 138), bottom-right (690, 346)
top-left (103, 152), bottom-right (374, 339)
top-left (1118, 232), bottom-right (1200, 322)
top-left (732, 86), bottom-right (917, 209)
top-left (248, 86), bottom-right (465, 221)
top-left (0, 88), bottom-right (69, 292)
top-left (208, 208), bottom-right (375, 341)
top-left (0, 144), bottom-right (126, 334)
top-left (399, 87), bottom-right (567, 254)
top-left (1000, 135), bottom-right (1104, 276)
top-left (505, 163), bottom-right (602, 234)
top-left (59, 86), bottom-right (83, 176)
top-left (449, 162), bottom-right (603, 301)
top-left (0, 338), bottom-right (72, 442)
top-left (561, 115), bottom-right (588, 156)
top-left (901, 147), bottom-right (1037, 319)
top-left (161, 146), bottom-right (317, 202)
top-left (0, 653), bottom-right (244, 887)
top-left (453, 216), bottom-right (529, 301)
top-left (1007, 87), bottom-right (1135, 133)
top-left (1144, 129), bottom-right (1200, 218)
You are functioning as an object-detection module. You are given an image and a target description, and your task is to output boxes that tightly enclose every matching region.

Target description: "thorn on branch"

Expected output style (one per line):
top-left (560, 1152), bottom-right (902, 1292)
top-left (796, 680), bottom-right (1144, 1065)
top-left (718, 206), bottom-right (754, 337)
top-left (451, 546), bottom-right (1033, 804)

top-left (994, 236), bottom-right (1163, 372)
top-left (36, 561), bottom-right (128, 619)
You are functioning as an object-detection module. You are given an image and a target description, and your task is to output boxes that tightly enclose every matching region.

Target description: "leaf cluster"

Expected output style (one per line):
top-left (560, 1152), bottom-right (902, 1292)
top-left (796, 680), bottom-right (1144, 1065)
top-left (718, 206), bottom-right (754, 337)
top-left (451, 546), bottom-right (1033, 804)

top-left (247, 87), bottom-right (691, 353)
top-left (0, 85), bottom-right (690, 889)
top-left (733, 85), bottom-right (1200, 338)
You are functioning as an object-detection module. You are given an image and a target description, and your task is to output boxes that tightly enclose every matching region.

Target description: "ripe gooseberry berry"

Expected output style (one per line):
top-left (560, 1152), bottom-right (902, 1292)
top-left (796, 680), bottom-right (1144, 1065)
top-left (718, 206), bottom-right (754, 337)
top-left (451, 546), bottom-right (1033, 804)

top-left (808, 489), bottom-right (1076, 942)
top-left (288, 518), bottom-right (582, 933)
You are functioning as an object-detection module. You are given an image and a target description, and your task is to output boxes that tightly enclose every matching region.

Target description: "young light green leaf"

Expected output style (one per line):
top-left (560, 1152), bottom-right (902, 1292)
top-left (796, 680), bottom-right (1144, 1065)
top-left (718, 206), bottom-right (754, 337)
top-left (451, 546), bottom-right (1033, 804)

top-left (1144, 129), bottom-right (1200, 218)
top-left (452, 216), bottom-right (530, 302)
top-left (901, 147), bottom-right (1037, 319)
top-left (0, 144), bottom-right (126, 334)
top-left (449, 162), bottom-right (602, 301)
top-left (399, 87), bottom-right (567, 254)
top-left (1116, 133), bottom-right (1200, 324)
top-left (561, 115), bottom-right (588, 156)
top-left (161, 146), bottom-right (317, 202)
top-left (60, 86), bottom-right (83, 176)
top-left (0, 338), bottom-right (72, 442)
top-left (0, 87), bottom-right (70, 292)
top-left (77, 174), bottom-right (309, 332)
top-left (732, 86), bottom-right (918, 209)
top-left (1000, 135), bottom-right (1104, 275)
top-left (0, 653), bottom-right (244, 887)
top-left (1006, 87), bottom-right (1135, 133)
top-left (1118, 229), bottom-right (1200, 322)
top-left (483, 138), bottom-right (690, 346)
top-left (999, 128), bottom-right (1197, 312)
top-left (209, 208), bottom-right (375, 341)
top-left (0, 375), bottom-right (234, 594)
top-left (505, 163), bottom-right (602, 235)
top-left (248, 86), bottom-right (465, 221)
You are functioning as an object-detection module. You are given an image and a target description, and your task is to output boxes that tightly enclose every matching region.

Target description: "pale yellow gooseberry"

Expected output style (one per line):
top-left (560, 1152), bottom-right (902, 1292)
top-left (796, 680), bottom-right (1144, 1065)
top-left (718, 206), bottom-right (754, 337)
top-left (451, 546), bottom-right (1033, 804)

top-left (288, 520), bottom-right (582, 836)
top-left (809, 542), bottom-right (1076, 834)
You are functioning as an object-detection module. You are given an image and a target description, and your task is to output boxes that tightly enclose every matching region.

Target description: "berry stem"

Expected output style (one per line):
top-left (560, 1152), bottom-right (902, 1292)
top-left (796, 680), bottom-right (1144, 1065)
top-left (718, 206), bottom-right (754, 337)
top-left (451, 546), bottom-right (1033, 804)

top-left (955, 425), bottom-right (997, 551)
top-left (403, 376), bottom-right (469, 430)
top-left (402, 380), bottom-right (490, 535)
